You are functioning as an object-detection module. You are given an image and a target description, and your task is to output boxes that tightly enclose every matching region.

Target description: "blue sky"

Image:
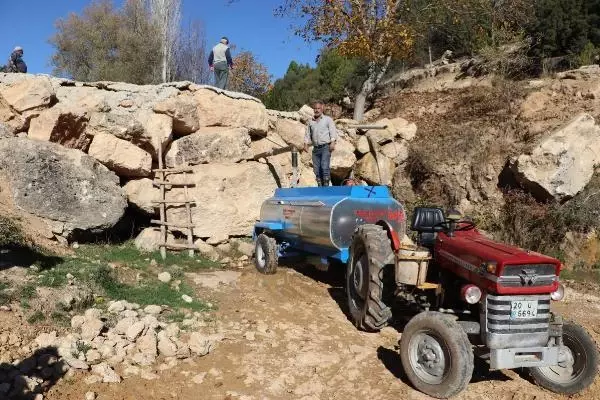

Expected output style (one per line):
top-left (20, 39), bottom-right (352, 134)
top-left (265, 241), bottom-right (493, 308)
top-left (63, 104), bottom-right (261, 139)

top-left (0, 0), bottom-right (319, 80)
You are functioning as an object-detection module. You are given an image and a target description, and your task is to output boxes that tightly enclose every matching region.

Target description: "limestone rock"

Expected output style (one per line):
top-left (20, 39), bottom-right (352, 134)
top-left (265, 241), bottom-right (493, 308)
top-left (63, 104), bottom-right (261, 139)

top-left (123, 178), bottom-right (160, 214)
top-left (164, 162), bottom-right (277, 238)
top-left (330, 137), bottom-right (357, 178)
top-left (511, 113), bottom-right (600, 201)
top-left (389, 117), bottom-right (417, 141)
top-left (143, 305), bottom-right (162, 315)
top-left (165, 127), bottom-right (252, 167)
top-left (136, 332), bottom-right (157, 358)
top-left (380, 141), bottom-right (409, 164)
top-left (153, 93), bottom-right (199, 135)
top-left (356, 152), bottom-right (395, 186)
top-left (157, 332), bottom-right (177, 357)
top-left (193, 87), bottom-right (268, 135)
top-left (298, 104), bottom-right (314, 122)
top-left (88, 133), bottom-right (152, 177)
top-left (0, 138), bottom-right (126, 235)
top-left (0, 75), bottom-right (55, 112)
top-left (188, 332), bottom-right (217, 356)
top-left (194, 239), bottom-right (221, 261)
top-left (81, 318), bottom-right (104, 341)
top-left (157, 272), bottom-right (171, 283)
top-left (127, 321), bottom-right (146, 342)
top-left (134, 228), bottom-right (175, 252)
top-left (229, 238), bottom-right (254, 257)
top-left (92, 362), bottom-right (121, 383)
top-left (113, 317), bottom-right (137, 336)
top-left (28, 107), bottom-right (91, 150)
top-left (356, 135), bottom-right (370, 154)
top-left (275, 118), bottom-right (305, 150)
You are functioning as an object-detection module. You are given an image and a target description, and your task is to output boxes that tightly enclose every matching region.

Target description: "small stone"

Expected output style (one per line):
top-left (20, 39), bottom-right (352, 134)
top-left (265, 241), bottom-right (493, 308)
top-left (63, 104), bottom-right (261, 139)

top-left (34, 394), bottom-right (44, 400)
top-left (192, 372), bottom-right (206, 384)
top-left (114, 317), bottom-right (137, 335)
top-left (143, 305), bottom-right (162, 315)
top-left (92, 362), bottom-right (121, 383)
top-left (221, 257), bottom-right (231, 264)
top-left (85, 392), bottom-right (97, 400)
top-left (244, 331), bottom-right (255, 341)
top-left (108, 300), bottom-right (126, 313)
top-left (150, 259), bottom-right (158, 266)
top-left (140, 370), bottom-right (159, 380)
top-left (84, 375), bottom-right (102, 384)
top-left (0, 305), bottom-right (11, 312)
top-left (81, 318), bottom-right (104, 341)
top-left (123, 364), bottom-right (140, 376)
top-left (120, 310), bottom-right (138, 318)
top-left (126, 321), bottom-right (146, 342)
top-left (66, 273), bottom-right (75, 280)
top-left (136, 332), bottom-right (157, 357)
top-left (84, 308), bottom-right (102, 320)
top-left (188, 332), bottom-right (217, 356)
top-left (158, 272), bottom-right (172, 283)
top-left (85, 349), bottom-right (102, 364)
top-left (238, 255), bottom-right (249, 262)
top-left (71, 316), bottom-right (86, 330)
top-left (157, 333), bottom-right (177, 357)
top-left (64, 357), bottom-right (89, 370)
top-left (181, 295), bottom-right (193, 303)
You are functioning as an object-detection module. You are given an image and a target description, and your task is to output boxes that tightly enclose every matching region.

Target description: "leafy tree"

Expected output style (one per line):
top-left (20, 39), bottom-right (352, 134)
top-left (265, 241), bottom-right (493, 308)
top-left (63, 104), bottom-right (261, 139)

top-left (145, 0), bottom-right (182, 82)
top-left (277, 0), bottom-right (413, 121)
top-left (50, 0), bottom-right (162, 84)
top-left (173, 19), bottom-right (210, 84)
top-left (228, 51), bottom-right (271, 98)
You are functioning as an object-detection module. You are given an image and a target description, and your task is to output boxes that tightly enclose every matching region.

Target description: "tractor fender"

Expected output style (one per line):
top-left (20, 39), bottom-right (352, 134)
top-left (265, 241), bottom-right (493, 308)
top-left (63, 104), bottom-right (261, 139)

top-left (375, 220), bottom-right (401, 252)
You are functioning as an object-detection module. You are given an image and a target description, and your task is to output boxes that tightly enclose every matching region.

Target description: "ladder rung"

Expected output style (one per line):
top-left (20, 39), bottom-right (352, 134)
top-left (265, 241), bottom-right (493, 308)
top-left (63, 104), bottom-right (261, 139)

top-left (151, 220), bottom-right (195, 229)
top-left (160, 243), bottom-right (200, 250)
top-left (153, 180), bottom-right (196, 186)
top-left (152, 168), bottom-right (194, 173)
top-left (151, 200), bottom-right (197, 204)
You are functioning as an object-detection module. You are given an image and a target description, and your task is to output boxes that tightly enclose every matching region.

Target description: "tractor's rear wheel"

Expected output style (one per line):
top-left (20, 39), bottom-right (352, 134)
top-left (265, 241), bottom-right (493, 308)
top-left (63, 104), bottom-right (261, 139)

top-left (528, 322), bottom-right (599, 395)
top-left (346, 224), bottom-right (393, 332)
top-left (254, 233), bottom-right (278, 274)
top-left (400, 311), bottom-right (474, 399)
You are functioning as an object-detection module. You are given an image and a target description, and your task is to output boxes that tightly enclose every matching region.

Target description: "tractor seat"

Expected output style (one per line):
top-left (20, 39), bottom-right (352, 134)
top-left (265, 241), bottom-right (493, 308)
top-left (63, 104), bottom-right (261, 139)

top-left (410, 207), bottom-right (446, 248)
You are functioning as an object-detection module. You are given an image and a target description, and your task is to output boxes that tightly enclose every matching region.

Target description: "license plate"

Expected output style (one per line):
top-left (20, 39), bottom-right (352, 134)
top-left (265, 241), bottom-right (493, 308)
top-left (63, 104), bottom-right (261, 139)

top-left (510, 300), bottom-right (538, 319)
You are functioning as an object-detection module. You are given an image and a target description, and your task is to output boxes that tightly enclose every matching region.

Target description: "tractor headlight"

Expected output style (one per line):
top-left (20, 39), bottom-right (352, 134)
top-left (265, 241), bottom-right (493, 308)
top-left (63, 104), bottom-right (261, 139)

top-left (461, 284), bottom-right (482, 304)
top-left (551, 282), bottom-right (565, 301)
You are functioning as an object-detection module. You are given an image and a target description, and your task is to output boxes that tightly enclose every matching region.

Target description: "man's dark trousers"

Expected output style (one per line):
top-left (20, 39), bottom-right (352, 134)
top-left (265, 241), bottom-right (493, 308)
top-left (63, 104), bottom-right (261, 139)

top-left (312, 145), bottom-right (331, 186)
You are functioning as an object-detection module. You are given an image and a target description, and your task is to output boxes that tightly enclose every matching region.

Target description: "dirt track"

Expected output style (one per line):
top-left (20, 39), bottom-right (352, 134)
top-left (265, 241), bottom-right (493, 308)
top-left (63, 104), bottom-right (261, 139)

top-left (44, 263), bottom-right (600, 400)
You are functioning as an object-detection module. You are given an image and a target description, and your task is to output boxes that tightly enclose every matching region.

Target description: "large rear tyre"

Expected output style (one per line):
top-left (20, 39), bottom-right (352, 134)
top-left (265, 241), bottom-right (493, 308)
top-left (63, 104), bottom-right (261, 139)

top-left (346, 224), bottom-right (393, 332)
top-left (528, 322), bottom-right (599, 395)
top-left (254, 233), bottom-right (278, 274)
top-left (400, 312), bottom-right (474, 399)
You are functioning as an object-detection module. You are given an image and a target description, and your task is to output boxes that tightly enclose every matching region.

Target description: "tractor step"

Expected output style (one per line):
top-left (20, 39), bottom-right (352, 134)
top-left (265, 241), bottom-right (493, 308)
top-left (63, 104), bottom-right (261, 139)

top-left (417, 282), bottom-right (440, 290)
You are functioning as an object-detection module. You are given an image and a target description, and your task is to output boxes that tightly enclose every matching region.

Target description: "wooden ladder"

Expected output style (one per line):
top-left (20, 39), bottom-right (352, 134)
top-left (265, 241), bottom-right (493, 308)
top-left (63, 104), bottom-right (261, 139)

top-left (150, 145), bottom-right (198, 260)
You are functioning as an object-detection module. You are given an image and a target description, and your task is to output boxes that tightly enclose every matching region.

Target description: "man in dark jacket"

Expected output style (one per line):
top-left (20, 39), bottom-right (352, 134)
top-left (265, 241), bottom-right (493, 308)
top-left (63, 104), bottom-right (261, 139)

top-left (4, 47), bottom-right (27, 73)
top-left (208, 37), bottom-right (233, 89)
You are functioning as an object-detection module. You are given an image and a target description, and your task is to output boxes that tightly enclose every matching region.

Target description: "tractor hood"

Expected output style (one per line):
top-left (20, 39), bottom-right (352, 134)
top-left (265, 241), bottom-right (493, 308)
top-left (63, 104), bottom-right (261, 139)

top-left (435, 230), bottom-right (561, 295)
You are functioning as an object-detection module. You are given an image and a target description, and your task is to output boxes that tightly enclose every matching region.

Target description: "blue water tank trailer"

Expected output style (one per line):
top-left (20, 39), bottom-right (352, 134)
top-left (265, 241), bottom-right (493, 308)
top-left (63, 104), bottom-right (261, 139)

top-left (253, 186), bottom-right (406, 272)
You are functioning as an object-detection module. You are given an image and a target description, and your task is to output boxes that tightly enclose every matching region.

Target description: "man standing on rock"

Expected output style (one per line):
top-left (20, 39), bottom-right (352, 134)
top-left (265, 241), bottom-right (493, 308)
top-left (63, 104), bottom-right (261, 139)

top-left (208, 37), bottom-right (233, 90)
top-left (303, 100), bottom-right (337, 186)
top-left (1, 46), bottom-right (27, 73)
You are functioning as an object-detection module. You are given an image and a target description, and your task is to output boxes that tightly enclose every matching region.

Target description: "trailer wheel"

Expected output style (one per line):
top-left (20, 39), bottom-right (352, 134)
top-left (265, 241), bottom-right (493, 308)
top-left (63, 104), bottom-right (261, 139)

top-left (528, 322), bottom-right (599, 395)
top-left (254, 233), bottom-right (278, 274)
top-left (346, 224), bottom-right (393, 332)
top-left (400, 311), bottom-right (474, 399)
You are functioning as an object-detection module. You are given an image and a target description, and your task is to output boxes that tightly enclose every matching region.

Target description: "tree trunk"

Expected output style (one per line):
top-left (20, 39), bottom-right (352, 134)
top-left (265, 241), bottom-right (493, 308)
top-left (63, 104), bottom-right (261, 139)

top-left (352, 57), bottom-right (392, 121)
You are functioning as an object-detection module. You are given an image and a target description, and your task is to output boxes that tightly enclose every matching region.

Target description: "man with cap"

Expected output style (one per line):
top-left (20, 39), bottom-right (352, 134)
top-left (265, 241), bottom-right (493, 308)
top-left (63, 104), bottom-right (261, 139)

top-left (6, 47), bottom-right (27, 73)
top-left (208, 37), bottom-right (233, 89)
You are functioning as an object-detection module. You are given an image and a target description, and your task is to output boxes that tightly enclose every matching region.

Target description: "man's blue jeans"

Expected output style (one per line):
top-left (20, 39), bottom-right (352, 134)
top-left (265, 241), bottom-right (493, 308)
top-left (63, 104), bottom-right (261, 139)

top-left (312, 145), bottom-right (331, 186)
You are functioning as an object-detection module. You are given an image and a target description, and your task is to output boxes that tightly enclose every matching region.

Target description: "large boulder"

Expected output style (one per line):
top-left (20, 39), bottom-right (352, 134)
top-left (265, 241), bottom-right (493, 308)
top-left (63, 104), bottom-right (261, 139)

top-left (275, 118), bottom-right (305, 149)
top-left (511, 113), bottom-right (600, 201)
top-left (0, 122), bottom-right (12, 138)
top-left (88, 133), bottom-right (152, 178)
top-left (355, 152), bottom-right (395, 186)
top-left (0, 75), bottom-right (55, 113)
top-left (165, 127), bottom-right (252, 167)
top-left (164, 162), bottom-right (277, 238)
top-left (28, 107), bottom-right (91, 150)
top-left (153, 93), bottom-right (199, 135)
top-left (0, 138), bottom-right (126, 235)
top-left (123, 178), bottom-right (160, 214)
top-left (0, 97), bottom-right (25, 134)
top-left (380, 141), bottom-right (409, 164)
top-left (330, 138), bottom-right (357, 178)
top-left (193, 87), bottom-right (268, 135)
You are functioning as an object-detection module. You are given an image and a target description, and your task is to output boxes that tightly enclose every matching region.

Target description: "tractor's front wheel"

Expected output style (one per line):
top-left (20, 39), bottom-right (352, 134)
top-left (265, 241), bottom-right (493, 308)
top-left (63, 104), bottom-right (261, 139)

top-left (254, 233), bottom-right (278, 274)
top-left (346, 224), bottom-right (393, 332)
top-left (528, 322), bottom-right (599, 395)
top-left (400, 311), bottom-right (474, 399)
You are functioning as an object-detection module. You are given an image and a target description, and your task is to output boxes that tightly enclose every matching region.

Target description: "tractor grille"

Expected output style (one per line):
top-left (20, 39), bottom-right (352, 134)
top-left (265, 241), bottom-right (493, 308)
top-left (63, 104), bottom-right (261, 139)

top-left (486, 294), bottom-right (551, 334)
top-left (498, 264), bottom-right (557, 287)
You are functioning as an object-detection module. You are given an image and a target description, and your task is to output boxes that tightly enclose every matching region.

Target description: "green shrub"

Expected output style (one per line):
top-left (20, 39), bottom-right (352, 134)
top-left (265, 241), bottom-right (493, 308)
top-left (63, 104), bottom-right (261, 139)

top-left (0, 216), bottom-right (27, 247)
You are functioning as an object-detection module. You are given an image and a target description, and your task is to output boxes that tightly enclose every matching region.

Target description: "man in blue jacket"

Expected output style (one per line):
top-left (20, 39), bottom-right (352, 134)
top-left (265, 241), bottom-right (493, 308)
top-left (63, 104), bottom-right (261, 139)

top-left (208, 37), bottom-right (233, 90)
top-left (4, 47), bottom-right (27, 73)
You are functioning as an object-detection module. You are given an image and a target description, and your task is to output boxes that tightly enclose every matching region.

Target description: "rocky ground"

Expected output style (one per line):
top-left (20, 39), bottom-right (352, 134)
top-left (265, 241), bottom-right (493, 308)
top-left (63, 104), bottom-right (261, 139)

top-left (0, 256), bottom-right (597, 400)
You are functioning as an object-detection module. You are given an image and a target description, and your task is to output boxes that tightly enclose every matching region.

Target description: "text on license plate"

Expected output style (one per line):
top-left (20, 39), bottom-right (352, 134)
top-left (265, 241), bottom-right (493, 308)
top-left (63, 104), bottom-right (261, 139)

top-left (510, 300), bottom-right (538, 319)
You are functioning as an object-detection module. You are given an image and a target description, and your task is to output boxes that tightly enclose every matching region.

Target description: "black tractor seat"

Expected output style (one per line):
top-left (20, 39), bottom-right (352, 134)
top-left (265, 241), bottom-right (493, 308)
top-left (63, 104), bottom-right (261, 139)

top-left (410, 207), bottom-right (446, 248)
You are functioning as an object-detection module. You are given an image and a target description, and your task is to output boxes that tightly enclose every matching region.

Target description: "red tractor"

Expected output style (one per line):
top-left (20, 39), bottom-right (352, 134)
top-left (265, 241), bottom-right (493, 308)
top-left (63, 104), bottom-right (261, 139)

top-left (346, 206), bottom-right (599, 398)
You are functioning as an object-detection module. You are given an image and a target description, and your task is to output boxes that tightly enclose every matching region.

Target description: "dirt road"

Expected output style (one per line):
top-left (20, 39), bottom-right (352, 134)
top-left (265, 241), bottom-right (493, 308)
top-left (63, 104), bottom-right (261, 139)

top-left (46, 264), bottom-right (600, 400)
